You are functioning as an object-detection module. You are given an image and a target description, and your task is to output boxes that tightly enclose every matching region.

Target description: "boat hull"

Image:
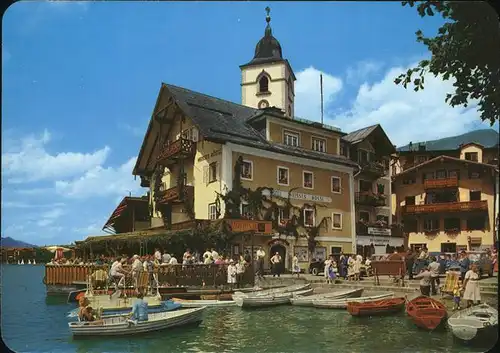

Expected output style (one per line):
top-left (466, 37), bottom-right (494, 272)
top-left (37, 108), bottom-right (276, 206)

top-left (347, 297), bottom-right (406, 317)
top-left (172, 298), bottom-right (236, 308)
top-left (69, 307), bottom-right (205, 336)
top-left (67, 300), bottom-right (181, 318)
top-left (240, 294), bottom-right (292, 308)
top-left (406, 296), bottom-right (447, 330)
top-left (313, 293), bottom-right (394, 309)
top-left (290, 288), bottom-right (364, 307)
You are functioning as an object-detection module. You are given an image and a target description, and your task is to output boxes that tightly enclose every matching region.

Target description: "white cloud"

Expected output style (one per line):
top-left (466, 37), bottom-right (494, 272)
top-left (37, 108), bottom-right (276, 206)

top-left (55, 157), bottom-right (142, 199)
top-left (36, 208), bottom-right (65, 227)
top-left (345, 60), bottom-right (383, 85)
top-left (329, 63), bottom-right (489, 146)
top-left (1, 201), bottom-right (65, 209)
top-left (2, 130), bottom-right (110, 183)
top-left (294, 66), bottom-right (343, 122)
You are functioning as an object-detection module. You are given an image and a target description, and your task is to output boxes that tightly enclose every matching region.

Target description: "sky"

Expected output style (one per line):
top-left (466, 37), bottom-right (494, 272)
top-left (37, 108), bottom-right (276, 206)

top-left (2, 1), bottom-right (498, 246)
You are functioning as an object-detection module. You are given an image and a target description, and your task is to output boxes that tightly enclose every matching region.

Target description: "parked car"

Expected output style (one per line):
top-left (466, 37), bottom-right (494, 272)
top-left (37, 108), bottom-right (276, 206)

top-left (468, 251), bottom-right (493, 277)
top-left (308, 258), bottom-right (325, 276)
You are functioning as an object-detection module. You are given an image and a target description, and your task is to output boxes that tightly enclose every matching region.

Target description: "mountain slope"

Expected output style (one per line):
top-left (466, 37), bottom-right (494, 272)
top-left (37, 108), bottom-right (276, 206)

top-left (397, 129), bottom-right (499, 151)
top-left (1, 237), bottom-right (38, 248)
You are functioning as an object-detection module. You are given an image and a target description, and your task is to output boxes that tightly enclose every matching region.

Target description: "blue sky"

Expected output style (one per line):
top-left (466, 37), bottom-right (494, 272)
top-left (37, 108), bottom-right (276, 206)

top-left (2, 1), bottom-right (497, 245)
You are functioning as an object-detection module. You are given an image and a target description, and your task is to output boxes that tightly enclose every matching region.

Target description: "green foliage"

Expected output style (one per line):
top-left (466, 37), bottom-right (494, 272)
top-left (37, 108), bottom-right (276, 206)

top-left (395, 1), bottom-right (500, 125)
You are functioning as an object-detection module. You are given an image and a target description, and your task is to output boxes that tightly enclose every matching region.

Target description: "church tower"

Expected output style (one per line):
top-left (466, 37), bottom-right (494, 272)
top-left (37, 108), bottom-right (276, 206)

top-left (240, 7), bottom-right (296, 118)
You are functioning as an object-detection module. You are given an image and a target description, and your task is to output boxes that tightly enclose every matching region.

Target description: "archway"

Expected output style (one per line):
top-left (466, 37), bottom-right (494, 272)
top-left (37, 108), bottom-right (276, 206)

top-left (270, 244), bottom-right (286, 274)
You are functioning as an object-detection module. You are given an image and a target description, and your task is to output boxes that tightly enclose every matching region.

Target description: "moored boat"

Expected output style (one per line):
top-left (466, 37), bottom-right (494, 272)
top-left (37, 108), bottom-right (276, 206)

top-left (347, 297), bottom-right (406, 317)
top-left (448, 304), bottom-right (498, 344)
top-left (68, 306), bottom-right (206, 336)
top-left (291, 288), bottom-right (314, 297)
top-left (33, 259), bottom-right (36, 265)
top-left (67, 300), bottom-right (181, 318)
top-left (313, 292), bottom-right (394, 309)
top-left (84, 293), bottom-right (164, 312)
top-left (238, 292), bottom-right (292, 308)
top-left (20, 259), bottom-right (24, 265)
top-left (233, 283), bottom-right (311, 299)
top-left (290, 288), bottom-right (364, 307)
top-left (171, 298), bottom-right (236, 308)
top-left (28, 259), bottom-right (31, 265)
top-left (406, 296), bottom-right (447, 330)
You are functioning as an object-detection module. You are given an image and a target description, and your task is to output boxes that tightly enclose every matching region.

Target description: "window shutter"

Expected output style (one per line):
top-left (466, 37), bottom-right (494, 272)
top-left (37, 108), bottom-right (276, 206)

top-left (203, 166), bottom-right (209, 185)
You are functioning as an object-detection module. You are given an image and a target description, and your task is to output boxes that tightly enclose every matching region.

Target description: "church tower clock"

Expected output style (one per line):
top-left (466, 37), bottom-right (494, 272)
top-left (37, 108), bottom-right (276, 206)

top-left (240, 7), bottom-right (296, 118)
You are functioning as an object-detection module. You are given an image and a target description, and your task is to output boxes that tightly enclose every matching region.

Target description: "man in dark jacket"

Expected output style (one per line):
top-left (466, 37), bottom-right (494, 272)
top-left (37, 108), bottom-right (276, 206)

top-left (458, 250), bottom-right (470, 281)
top-left (405, 249), bottom-right (415, 280)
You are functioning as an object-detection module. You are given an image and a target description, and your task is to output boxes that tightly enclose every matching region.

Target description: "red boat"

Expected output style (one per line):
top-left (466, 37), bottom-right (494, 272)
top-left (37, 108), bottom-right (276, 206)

top-left (406, 296), bottom-right (447, 330)
top-left (347, 297), bottom-right (406, 317)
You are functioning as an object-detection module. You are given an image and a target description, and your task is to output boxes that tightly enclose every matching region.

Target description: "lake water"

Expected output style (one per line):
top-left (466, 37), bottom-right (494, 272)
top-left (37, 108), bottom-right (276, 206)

top-left (0, 265), bottom-right (493, 353)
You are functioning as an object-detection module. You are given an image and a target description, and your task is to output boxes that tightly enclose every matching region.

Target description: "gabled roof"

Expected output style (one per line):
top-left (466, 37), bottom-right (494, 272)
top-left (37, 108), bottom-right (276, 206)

top-left (459, 142), bottom-right (484, 149)
top-left (133, 83), bottom-right (360, 175)
top-left (393, 155), bottom-right (499, 178)
top-left (342, 124), bottom-right (396, 154)
top-left (102, 196), bottom-right (149, 234)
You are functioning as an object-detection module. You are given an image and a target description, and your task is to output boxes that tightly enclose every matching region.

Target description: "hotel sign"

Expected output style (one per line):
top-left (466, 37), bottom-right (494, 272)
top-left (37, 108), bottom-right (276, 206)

top-left (271, 190), bottom-right (332, 203)
top-left (368, 227), bottom-right (391, 236)
top-left (227, 220), bottom-right (272, 234)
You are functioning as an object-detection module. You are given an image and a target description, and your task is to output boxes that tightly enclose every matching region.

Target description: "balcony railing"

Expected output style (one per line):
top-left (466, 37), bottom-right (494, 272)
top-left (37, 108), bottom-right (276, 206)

top-left (424, 177), bottom-right (458, 189)
top-left (403, 200), bottom-right (488, 214)
top-left (157, 185), bottom-right (194, 204)
top-left (360, 161), bottom-right (387, 178)
top-left (157, 138), bottom-right (196, 165)
top-left (355, 192), bottom-right (387, 207)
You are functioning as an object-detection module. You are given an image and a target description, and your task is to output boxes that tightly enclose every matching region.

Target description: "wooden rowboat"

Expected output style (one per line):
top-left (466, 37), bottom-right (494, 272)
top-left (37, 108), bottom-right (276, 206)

top-left (233, 283), bottom-right (310, 299)
top-left (448, 304), bottom-right (498, 344)
top-left (290, 288), bottom-right (364, 307)
top-left (68, 306), bottom-right (206, 336)
top-left (313, 292), bottom-right (394, 309)
top-left (347, 297), bottom-right (406, 317)
top-left (238, 292), bottom-right (292, 308)
top-left (291, 288), bottom-right (314, 297)
top-left (171, 298), bottom-right (236, 308)
top-left (406, 296), bottom-right (447, 330)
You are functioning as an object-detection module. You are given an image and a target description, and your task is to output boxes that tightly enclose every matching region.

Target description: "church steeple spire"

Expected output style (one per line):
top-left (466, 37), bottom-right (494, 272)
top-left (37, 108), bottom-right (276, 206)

top-left (265, 6), bottom-right (272, 37)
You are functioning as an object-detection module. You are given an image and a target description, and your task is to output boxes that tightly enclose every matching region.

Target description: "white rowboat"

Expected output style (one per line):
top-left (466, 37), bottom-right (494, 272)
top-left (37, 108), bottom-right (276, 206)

top-left (69, 306), bottom-right (206, 336)
top-left (291, 288), bottom-right (314, 297)
top-left (448, 304), bottom-right (498, 343)
top-left (233, 283), bottom-right (311, 299)
top-left (238, 292), bottom-right (293, 308)
top-left (290, 288), bottom-right (364, 306)
top-left (172, 298), bottom-right (236, 308)
top-left (313, 292), bottom-right (394, 309)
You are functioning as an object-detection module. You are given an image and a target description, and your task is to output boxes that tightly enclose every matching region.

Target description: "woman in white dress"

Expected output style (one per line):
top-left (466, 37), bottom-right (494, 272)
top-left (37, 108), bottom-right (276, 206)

top-left (323, 257), bottom-right (332, 282)
top-left (353, 255), bottom-right (363, 281)
top-left (347, 255), bottom-right (355, 281)
top-left (227, 260), bottom-right (237, 290)
top-left (291, 254), bottom-right (300, 278)
top-left (462, 263), bottom-right (481, 307)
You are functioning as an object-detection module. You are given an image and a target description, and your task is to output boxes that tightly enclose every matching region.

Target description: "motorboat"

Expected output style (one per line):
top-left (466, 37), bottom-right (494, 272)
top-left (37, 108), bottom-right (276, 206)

top-left (68, 306), bottom-right (206, 336)
top-left (448, 304), bottom-right (498, 343)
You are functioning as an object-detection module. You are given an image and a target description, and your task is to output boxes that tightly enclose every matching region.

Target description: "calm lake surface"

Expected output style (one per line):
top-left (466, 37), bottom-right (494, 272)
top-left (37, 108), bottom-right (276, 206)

top-left (0, 265), bottom-right (493, 353)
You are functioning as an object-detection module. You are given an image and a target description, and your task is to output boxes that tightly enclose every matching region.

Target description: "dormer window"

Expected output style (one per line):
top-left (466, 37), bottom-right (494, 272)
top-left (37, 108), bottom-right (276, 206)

top-left (259, 76), bottom-right (269, 93)
top-left (465, 152), bottom-right (478, 162)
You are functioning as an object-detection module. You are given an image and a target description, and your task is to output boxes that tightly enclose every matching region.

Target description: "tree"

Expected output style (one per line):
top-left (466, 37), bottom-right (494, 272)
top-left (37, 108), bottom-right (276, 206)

top-left (394, 1), bottom-right (500, 126)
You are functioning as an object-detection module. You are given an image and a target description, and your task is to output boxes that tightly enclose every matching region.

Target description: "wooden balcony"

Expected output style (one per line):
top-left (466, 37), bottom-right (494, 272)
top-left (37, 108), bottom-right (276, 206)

top-left (403, 200), bottom-right (488, 214)
top-left (360, 161), bottom-right (387, 178)
top-left (157, 139), bottom-right (196, 165)
top-left (355, 192), bottom-right (387, 207)
top-left (157, 185), bottom-right (194, 204)
top-left (424, 177), bottom-right (458, 189)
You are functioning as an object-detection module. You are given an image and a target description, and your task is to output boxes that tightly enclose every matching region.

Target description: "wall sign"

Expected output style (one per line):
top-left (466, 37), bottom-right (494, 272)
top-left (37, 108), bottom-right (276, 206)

top-left (272, 189), bottom-right (332, 203)
top-left (368, 227), bottom-right (391, 236)
top-left (197, 149), bottom-right (222, 162)
top-left (227, 220), bottom-right (273, 234)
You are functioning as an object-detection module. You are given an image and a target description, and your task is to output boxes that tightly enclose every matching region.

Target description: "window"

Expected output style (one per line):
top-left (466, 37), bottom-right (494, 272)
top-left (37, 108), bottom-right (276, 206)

top-left (358, 150), bottom-right (369, 164)
top-left (259, 76), bottom-right (269, 93)
top-left (209, 162), bottom-right (218, 183)
top-left (277, 166), bottom-right (289, 185)
top-left (441, 243), bottom-right (457, 253)
top-left (278, 208), bottom-right (290, 225)
top-left (331, 176), bottom-right (341, 193)
top-left (332, 213), bottom-right (342, 230)
top-left (312, 137), bottom-right (326, 153)
top-left (423, 219), bottom-right (439, 232)
top-left (331, 247), bottom-right (342, 255)
top-left (417, 155), bottom-right (427, 164)
top-left (469, 190), bottom-right (481, 201)
top-left (240, 203), bottom-right (253, 220)
top-left (359, 211), bottom-right (370, 222)
top-left (405, 196), bottom-right (416, 205)
top-left (404, 219), bottom-right (418, 232)
top-left (376, 215), bottom-right (389, 225)
top-left (465, 152), bottom-right (478, 162)
top-left (283, 130), bottom-right (299, 147)
top-left (444, 218), bottom-right (460, 232)
top-left (448, 169), bottom-right (460, 180)
top-left (303, 171), bottom-right (314, 189)
top-left (303, 209), bottom-right (315, 227)
top-left (468, 170), bottom-right (481, 179)
top-left (240, 160), bottom-right (253, 180)
top-left (208, 203), bottom-right (217, 220)
top-left (359, 180), bottom-right (372, 193)
top-left (436, 169), bottom-right (447, 179)
top-left (402, 176), bottom-right (416, 185)
top-left (466, 216), bottom-right (485, 230)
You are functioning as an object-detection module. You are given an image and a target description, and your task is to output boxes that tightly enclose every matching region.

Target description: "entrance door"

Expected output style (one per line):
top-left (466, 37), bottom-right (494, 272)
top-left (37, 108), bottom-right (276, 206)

top-left (270, 244), bottom-right (286, 273)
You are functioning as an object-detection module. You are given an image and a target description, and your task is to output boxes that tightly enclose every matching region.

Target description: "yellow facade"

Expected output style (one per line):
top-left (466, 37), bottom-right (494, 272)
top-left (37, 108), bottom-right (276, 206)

top-left (393, 158), bottom-right (497, 252)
